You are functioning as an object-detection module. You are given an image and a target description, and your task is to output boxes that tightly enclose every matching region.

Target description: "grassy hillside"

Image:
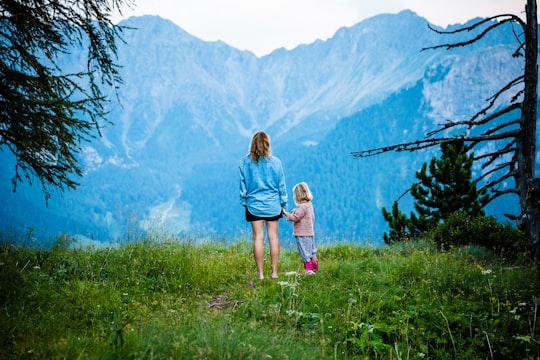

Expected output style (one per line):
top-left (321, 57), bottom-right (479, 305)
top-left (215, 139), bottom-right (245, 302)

top-left (0, 235), bottom-right (538, 359)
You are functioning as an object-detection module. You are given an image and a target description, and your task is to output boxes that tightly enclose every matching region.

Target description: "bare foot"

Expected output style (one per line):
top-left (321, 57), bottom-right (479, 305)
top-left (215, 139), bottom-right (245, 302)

top-left (271, 274), bottom-right (278, 279)
top-left (258, 274), bottom-right (264, 280)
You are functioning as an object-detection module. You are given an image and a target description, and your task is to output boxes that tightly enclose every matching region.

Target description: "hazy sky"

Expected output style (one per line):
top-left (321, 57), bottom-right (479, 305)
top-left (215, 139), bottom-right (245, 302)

top-left (115, 0), bottom-right (525, 56)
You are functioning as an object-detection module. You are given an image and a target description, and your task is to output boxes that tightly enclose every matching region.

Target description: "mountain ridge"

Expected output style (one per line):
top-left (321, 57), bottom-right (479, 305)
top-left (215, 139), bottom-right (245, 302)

top-left (0, 10), bottom-right (525, 245)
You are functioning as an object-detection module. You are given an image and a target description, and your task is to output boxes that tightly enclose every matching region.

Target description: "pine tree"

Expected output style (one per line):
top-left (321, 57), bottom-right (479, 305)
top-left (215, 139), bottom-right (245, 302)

top-left (354, 1), bottom-right (540, 260)
top-left (383, 139), bottom-right (488, 244)
top-left (0, 0), bottom-right (133, 199)
top-left (382, 202), bottom-right (417, 244)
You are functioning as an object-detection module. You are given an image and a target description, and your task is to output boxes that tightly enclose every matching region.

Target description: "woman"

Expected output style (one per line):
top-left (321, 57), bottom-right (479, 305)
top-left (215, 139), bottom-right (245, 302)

top-left (239, 131), bottom-right (288, 280)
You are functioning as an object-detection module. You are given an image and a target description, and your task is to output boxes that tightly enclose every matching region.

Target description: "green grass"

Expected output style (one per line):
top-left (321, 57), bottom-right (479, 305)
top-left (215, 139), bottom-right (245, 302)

top-left (0, 235), bottom-right (539, 359)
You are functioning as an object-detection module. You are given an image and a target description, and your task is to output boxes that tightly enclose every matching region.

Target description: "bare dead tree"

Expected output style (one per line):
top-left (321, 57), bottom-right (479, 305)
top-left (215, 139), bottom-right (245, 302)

top-left (352, 1), bottom-right (539, 261)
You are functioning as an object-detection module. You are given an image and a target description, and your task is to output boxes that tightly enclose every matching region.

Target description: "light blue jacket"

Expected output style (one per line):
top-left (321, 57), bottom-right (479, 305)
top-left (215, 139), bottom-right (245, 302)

top-left (239, 155), bottom-right (288, 217)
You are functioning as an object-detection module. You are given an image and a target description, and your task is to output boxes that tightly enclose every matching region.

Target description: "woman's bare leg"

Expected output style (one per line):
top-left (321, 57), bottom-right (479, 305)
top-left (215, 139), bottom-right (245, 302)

top-left (251, 220), bottom-right (265, 279)
top-left (266, 220), bottom-right (280, 278)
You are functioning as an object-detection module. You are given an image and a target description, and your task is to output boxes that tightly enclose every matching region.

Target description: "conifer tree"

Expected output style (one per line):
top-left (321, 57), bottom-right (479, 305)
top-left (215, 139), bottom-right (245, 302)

top-left (0, 0), bottom-right (134, 199)
top-left (382, 202), bottom-right (415, 244)
top-left (354, 0), bottom-right (539, 260)
top-left (383, 139), bottom-right (488, 244)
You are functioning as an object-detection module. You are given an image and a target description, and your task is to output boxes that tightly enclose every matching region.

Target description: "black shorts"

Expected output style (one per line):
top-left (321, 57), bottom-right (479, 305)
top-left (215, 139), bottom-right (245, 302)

top-left (245, 207), bottom-right (283, 222)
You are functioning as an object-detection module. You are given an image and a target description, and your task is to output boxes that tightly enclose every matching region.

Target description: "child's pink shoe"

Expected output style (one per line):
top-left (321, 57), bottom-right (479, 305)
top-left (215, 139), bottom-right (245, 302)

top-left (303, 261), bottom-right (316, 275)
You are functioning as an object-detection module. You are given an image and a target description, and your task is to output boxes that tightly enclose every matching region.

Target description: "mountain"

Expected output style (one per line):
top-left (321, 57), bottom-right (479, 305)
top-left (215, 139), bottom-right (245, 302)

top-left (0, 10), bottom-right (526, 246)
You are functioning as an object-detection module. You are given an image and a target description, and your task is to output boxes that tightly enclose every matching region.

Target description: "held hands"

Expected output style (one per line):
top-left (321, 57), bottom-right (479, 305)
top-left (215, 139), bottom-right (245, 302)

top-left (282, 207), bottom-right (294, 220)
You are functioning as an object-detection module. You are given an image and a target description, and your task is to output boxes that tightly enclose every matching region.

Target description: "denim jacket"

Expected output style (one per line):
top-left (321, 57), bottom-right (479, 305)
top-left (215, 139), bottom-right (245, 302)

top-left (239, 155), bottom-right (288, 217)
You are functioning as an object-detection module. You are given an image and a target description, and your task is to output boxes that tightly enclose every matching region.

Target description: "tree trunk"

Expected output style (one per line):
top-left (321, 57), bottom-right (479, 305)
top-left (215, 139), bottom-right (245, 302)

top-left (518, 0), bottom-right (539, 262)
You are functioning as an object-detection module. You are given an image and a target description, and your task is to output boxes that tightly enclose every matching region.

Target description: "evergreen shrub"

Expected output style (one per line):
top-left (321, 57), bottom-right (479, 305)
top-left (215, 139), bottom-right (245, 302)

top-left (430, 212), bottom-right (531, 260)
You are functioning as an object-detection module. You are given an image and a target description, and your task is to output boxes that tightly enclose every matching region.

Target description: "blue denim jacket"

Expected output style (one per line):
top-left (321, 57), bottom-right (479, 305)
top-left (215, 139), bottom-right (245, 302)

top-left (239, 155), bottom-right (288, 217)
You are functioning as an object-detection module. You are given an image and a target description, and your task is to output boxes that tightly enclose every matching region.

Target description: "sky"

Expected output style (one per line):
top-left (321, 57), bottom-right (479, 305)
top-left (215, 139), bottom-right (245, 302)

top-left (114, 0), bottom-right (525, 57)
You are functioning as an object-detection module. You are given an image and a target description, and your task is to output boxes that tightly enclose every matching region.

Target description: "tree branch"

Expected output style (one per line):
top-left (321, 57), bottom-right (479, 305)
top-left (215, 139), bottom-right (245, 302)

top-left (422, 15), bottom-right (525, 51)
top-left (427, 103), bottom-right (521, 138)
top-left (351, 131), bottom-right (520, 158)
top-left (475, 161), bottom-right (514, 183)
top-left (485, 187), bottom-right (519, 203)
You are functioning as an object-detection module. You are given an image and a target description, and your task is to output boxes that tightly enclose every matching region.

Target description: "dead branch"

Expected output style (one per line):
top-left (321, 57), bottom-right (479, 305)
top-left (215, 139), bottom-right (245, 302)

top-left (422, 15), bottom-right (525, 52)
top-left (475, 161), bottom-right (514, 183)
top-left (482, 120), bottom-right (520, 136)
top-left (486, 170), bottom-right (518, 188)
top-left (351, 131), bottom-right (520, 158)
top-left (485, 187), bottom-right (519, 203)
top-left (472, 139), bottom-right (516, 169)
top-left (427, 103), bottom-right (521, 138)
top-left (475, 151), bottom-right (515, 169)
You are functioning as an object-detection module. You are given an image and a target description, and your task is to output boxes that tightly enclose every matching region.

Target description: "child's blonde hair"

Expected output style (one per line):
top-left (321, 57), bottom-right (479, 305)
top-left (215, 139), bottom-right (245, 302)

top-left (292, 182), bottom-right (313, 205)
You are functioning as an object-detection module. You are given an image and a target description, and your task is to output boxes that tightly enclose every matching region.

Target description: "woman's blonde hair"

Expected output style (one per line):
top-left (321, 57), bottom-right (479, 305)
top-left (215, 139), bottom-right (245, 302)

top-left (249, 131), bottom-right (272, 163)
top-left (293, 182), bottom-right (313, 204)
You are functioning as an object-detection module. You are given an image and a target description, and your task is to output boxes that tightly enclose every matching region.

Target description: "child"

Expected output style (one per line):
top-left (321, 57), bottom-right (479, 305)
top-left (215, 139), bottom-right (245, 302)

top-left (282, 182), bottom-right (318, 274)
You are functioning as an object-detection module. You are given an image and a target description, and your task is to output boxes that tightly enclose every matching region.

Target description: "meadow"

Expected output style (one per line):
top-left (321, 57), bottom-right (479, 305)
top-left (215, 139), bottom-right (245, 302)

top-left (0, 234), bottom-right (538, 359)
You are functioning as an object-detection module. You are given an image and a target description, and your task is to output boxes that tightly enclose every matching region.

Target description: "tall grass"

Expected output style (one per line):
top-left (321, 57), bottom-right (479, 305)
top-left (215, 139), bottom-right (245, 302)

top-left (0, 235), bottom-right (538, 359)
